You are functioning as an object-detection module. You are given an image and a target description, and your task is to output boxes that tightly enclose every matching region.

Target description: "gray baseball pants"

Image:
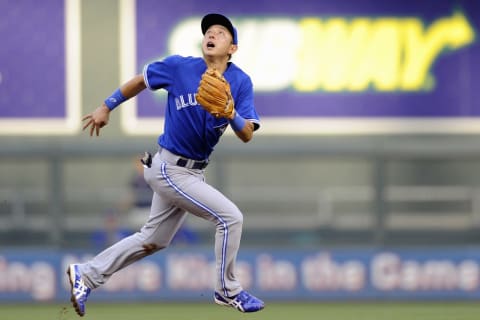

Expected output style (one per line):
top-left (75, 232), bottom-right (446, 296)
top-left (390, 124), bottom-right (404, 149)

top-left (78, 148), bottom-right (243, 297)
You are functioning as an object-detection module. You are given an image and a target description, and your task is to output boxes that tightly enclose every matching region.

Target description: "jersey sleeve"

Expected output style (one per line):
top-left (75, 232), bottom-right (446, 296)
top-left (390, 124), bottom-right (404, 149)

top-left (143, 55), bottom-right (182, 91)
top-left (234, 76), bottom-right (261, 131)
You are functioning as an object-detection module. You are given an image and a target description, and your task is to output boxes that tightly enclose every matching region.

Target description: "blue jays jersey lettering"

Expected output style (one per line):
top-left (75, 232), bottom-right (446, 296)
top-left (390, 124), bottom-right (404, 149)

top-left (143, 55), bottom-right (260, 161)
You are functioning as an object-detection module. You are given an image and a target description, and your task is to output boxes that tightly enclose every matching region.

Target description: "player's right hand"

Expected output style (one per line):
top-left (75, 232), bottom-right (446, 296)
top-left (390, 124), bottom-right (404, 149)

top-left (82, 104), bottom-right (111, 136)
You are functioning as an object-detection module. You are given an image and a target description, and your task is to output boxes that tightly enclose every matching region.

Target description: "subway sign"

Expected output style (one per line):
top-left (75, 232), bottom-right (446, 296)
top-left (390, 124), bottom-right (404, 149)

top-left (164, 11), bottom-right (474, 93)
top-left (120, 0), bottom-right (480, 135)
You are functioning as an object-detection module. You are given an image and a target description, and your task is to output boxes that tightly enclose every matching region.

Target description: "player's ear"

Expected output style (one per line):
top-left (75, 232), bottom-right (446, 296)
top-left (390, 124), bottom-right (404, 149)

top-left (229, 44), bottom-right (238, 55)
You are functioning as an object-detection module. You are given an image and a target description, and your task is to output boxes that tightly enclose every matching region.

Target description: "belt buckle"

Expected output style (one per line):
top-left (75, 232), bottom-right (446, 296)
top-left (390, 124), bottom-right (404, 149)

top-left (176, 158), bottom-right (188, 167)
top-left (176, 156), bottom-right (207, 169)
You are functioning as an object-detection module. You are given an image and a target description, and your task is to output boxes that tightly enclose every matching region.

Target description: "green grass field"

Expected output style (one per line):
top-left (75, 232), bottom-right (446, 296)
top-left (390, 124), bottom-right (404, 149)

top-left (2, 302), bottom-right (480, 320)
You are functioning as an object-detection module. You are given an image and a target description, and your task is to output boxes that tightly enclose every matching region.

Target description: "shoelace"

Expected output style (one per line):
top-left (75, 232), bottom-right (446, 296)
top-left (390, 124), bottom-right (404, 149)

top-left (235, 291), bottom-right (258, 303)
top-left (73, 279), bottom-right (90, 300)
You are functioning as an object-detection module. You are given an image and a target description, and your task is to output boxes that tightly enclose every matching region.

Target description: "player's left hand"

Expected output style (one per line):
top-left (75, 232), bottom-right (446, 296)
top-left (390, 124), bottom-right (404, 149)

top-left (196, 68), bottom-right (235, 119)
top-left (82, 104), bottom-right (111, 136)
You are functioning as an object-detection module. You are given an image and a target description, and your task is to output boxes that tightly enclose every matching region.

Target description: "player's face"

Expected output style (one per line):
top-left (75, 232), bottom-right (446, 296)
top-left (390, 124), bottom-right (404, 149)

top-left (202, 25), bottom-right (237, 58)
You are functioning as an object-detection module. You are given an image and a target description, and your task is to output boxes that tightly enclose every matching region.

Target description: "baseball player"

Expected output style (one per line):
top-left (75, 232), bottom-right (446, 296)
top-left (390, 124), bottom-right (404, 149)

top-left (67, 13), bottom-right (264, 316)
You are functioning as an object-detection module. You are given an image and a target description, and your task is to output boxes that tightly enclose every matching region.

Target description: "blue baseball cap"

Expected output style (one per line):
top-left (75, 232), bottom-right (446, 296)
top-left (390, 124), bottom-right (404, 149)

top-left (201, 13), bottom-right (238, 45)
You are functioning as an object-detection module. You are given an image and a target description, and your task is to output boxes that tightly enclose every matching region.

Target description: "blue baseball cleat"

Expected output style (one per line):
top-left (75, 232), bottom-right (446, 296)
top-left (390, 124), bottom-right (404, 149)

top-left (67, 264), bottom-right (91, 317)
top-left (214, 290), bottom-right (265, 313)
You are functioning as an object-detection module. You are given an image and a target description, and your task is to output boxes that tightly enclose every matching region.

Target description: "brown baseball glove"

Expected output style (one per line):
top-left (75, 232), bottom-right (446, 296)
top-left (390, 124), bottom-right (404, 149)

top-left (196, 68), bottom-right (235, 119)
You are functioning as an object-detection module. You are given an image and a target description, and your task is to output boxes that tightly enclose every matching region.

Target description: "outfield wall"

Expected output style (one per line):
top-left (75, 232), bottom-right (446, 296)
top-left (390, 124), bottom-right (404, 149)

top-left (1, 248), bottom-right (480, 302)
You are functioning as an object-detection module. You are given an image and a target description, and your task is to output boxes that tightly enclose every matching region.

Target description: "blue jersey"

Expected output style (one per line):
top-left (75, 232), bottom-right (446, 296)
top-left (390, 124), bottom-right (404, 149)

top-left (143, 55), bottom-right (260, 161)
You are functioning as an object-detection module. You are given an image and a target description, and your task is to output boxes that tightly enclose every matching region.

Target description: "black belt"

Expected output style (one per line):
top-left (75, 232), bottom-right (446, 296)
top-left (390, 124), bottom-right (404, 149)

top-left (176, 158), bottom-right (208, 170)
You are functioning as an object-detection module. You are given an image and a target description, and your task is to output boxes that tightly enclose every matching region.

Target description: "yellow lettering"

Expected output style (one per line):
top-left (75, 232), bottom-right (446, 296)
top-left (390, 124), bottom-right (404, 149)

top-left (320, 18), bottom-right (369, 91)
top-left (402, 12), bottom-right (475, 90)
top-left (348, 19), bottom-right (401, 91)
top-left (294, 11), bottom-right (474, 92)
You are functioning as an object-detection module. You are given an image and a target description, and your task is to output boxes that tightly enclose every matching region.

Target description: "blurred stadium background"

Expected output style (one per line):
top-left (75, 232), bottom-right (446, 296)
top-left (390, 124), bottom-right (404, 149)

top-left (2, 0), bottom-right (480, 319)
